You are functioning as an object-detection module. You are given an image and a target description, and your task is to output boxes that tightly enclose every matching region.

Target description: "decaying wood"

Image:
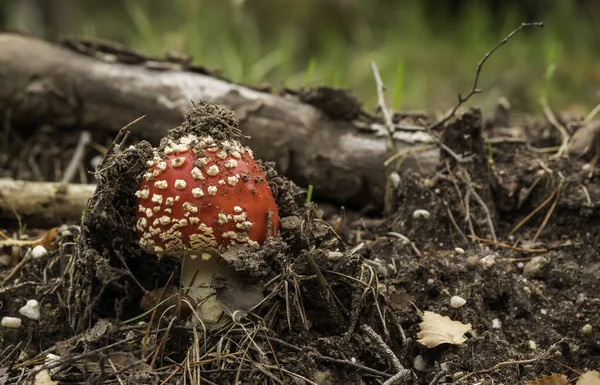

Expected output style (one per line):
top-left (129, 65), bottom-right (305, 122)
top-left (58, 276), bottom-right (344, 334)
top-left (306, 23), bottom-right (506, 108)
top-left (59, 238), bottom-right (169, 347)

top-left (0, 33), bottom-right (439, 209)
top-left (0, 178), bottom-right (95, 225)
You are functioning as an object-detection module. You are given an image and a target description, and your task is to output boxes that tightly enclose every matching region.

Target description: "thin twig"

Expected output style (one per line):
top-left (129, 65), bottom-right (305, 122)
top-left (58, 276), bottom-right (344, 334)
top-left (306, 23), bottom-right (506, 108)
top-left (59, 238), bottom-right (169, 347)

top-left (370, 61), bottom-right (396, 152)
top-left (360, 325), bottom-right (412, 383)
top-left (251, 334), bottom-right (393, 379)
top-left (446, 205), bottom-right (469, 245)
top-left (429, 22), bottom-right (543, 132)
top-left (1, 248), bottom-right (31, 285)
top-left (429, 369), bottom-right (448, 385)
top-left (62, 131), bottom-right (92, 183)
top-left (425, 22), bottom-right (543, 162)
top-left (509, 179), bottom-right (562, 236)
top-left (584, 102), bottom-right (600, 124)
top-left (454, 338), bottom-right (564, 383)
top-left (540, 98), bottom-right (570, 158)
top-left (460, 170), bottom-right (497, 242)
top-left (467, 235), bottom-right (547, 253)
top-left (532, 175), bottom-right (563, 243)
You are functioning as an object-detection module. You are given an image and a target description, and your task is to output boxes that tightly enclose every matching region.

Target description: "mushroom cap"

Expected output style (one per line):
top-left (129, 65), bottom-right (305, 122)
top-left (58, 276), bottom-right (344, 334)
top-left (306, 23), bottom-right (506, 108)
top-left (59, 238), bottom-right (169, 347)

top-left (135, 134), bottom-right (279, 256)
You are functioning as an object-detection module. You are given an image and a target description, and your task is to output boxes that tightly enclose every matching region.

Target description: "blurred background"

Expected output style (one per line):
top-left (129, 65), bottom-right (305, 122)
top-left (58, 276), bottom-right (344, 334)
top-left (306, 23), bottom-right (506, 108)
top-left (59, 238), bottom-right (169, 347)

top-left (1, 0), bottom-right (598, 115)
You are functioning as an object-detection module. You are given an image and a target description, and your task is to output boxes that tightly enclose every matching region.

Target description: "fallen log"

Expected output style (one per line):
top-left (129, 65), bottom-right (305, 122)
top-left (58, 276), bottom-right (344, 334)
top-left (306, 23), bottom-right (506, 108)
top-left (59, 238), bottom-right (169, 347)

top-left (0, 33), bottom-right (439, 209)
top-left (0, 178), bottom-right (95, 225)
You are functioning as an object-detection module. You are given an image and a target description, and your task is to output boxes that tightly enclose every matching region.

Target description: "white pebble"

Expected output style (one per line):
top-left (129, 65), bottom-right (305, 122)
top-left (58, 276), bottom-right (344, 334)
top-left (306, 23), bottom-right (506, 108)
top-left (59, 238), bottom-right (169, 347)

top-left (491, 318), bottom-right (502, 329)
top-left (31, 245), bottom-right (48, 259)
top-left (46, 354), bottom-right (61, 361)
top-left (454, 247), bottom-right (465, 254)
top-left (19, 299), bottom-right (41, 320)
top-left (582, 163), bottom-right (592, 171)
top-left (90, 155), bottom-right (104, 169)
top-left (479, 254), bottom-right (496, 269)
top-left (582, 324), bottom-right (592, 335)
top-left (1, 316), bottom-right (22, 328)
top-left (412, 209), bottom-right (431, 219)
top-left (528, 340), bottom-right (537, 350)
top-left (517, 262), bottom-right (524, 269)
top-left (413, 354), bottom-right (426, 371)
top-left (450, 295), bottom-right (467, 308)
top-left (0, 254), bottom-right (11, 267)
top-left (540, 309), bottom-right (547, 315)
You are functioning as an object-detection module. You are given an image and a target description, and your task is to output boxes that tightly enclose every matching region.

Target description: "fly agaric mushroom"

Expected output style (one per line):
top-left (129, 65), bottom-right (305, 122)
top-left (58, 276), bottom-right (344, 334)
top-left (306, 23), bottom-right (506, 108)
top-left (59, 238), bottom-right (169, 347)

top-left (134, 133), bottom-right (279, 322)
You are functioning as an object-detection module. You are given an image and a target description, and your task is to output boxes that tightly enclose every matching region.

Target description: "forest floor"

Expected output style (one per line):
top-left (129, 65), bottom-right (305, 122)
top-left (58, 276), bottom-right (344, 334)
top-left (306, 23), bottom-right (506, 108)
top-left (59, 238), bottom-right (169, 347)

top-left (0, 97), bottom-right (598, 385)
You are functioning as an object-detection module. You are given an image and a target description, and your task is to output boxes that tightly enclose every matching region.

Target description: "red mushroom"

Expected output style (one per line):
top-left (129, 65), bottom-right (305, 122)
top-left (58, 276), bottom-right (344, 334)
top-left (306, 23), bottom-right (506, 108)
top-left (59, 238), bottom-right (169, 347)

top-left (134, 133), bottom-right (279, 322)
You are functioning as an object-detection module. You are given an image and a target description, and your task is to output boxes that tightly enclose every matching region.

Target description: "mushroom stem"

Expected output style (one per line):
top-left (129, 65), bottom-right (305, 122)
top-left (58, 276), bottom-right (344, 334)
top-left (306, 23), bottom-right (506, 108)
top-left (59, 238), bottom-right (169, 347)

top-left (181, 252), bottom-right (224, 324)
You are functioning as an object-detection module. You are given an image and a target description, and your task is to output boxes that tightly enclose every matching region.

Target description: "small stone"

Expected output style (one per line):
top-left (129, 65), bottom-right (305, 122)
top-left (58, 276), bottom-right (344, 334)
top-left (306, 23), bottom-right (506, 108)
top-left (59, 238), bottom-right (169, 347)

top-left (517, 262), bottom-right (524, 269)
top-left (0, 254), bottom-right (11, 267)
top-left (576, 293), bottom-right (586, 305)
top-left (19, 299), bottom-right (41, 320)
top-left (523, 256), bottom-right (548, 278)
top-left (582, 163), bottom-right (592, 171)
top-left (327, 251), bottom-right (344, 260)
top-left (412, 209), bottom-right (431, 219)
top-left (413, 355), bottom-right (426, 371)
top-left (1, 316), bottom-right (22, 328)
top-left (582, 324), bottom-right (592, 335)
top-left (540, 309), bottom-right (547, 315)
top-left (450, 295), bottom-right (467, 308)
top-left (46, 354), bottom-right (61, 362)
top-left (427, 278), bottom-right (435, 285)
top-left (90, 155), bottom-right (104, 169)
top-left (31, 245), bottom-right (48, 259)
top-left (528, 340), bottom-right (537, 350)
top-left (492, 318), bottom-right (502, 329)
top-left (454, 247), bottom-right (465, 254)
top-left (480, 254), bottom-right (496, 269)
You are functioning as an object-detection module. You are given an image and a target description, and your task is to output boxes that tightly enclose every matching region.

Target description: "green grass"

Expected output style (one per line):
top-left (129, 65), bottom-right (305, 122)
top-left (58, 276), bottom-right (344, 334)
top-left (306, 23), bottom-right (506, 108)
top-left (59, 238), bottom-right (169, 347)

top-left (3, 0), bottom-right (598, 114)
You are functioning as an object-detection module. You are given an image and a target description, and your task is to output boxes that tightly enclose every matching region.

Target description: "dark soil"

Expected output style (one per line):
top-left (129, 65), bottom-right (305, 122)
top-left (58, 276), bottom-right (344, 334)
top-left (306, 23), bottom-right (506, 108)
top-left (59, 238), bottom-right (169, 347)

top-left (0, 101), bottom-right (598, 385)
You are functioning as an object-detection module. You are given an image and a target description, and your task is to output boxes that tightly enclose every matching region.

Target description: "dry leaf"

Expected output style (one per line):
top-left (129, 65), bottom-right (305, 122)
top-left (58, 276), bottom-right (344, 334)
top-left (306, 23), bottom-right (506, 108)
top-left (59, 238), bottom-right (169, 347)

top-left (577, 371), bottom-right (600, 385)
top-left (525, 373), bottom-right (568, 385)
top-left (416, 311), bottom-right (472, 348)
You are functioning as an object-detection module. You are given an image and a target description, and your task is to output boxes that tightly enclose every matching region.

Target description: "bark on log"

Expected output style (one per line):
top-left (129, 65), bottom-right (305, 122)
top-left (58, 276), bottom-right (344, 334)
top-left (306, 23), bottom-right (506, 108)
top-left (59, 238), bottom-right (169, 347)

top-left (0, 33), bottom-right (439, 209)
top-left (0, 178), bottom-right (95, 225)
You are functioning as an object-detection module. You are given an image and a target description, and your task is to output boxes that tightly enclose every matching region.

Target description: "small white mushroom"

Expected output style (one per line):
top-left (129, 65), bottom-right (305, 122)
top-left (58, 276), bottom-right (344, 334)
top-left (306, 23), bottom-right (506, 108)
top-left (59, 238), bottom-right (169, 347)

top-left (19, 299), bottom-right (41, 320)
top-left (1, 316), bottom-right (22, 328)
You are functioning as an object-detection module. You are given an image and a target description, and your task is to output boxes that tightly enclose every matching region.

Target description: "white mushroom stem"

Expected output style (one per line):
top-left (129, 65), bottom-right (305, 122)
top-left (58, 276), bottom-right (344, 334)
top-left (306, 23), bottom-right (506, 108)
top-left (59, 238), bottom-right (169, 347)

top-left (181, 252), bottom-right (224, 324)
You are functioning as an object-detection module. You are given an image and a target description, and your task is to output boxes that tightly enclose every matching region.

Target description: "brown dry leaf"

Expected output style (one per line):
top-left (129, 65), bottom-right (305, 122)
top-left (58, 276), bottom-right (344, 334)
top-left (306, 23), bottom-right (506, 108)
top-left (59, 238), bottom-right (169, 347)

top-left (577, 371), bottom-right (600, 385)
top-left (525, 373), bottom-right (569, 385)
top-left (416, 311), bottom-right (472, 348)
top-left (0, 228), bottom-right (58, 249)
